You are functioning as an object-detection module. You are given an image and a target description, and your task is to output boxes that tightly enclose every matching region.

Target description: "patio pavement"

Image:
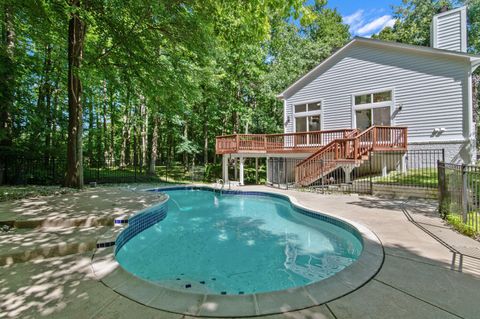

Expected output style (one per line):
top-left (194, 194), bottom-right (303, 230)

top-left (1, 185), bottom-right (480, 318)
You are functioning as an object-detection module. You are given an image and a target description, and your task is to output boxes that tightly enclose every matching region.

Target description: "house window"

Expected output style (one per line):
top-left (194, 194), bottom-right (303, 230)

top-left (353, 90), bottom-right (392, 130)
top-left (294, 101), bottom-right (322, 133)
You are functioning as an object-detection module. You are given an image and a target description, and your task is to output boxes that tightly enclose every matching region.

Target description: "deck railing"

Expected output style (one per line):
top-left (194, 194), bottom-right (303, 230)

top-left (215, 129), bottom-right (356, 154)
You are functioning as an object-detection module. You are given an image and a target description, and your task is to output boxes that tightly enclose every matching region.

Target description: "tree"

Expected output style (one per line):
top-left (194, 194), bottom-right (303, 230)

top-left (0, 0), bottom-right (354, 186)
top-left (65, 0), bottom-right (86, 188)
top-left (0, 0), bottom-right (15, 183)
top-left (373, 0), bottom-right (452, 46)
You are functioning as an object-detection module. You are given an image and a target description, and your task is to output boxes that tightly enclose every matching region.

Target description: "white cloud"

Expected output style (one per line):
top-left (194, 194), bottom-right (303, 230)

top-left (357, 15), bottom-right (395, 36)
top-left (343, 10), bottom-right (365, 34)
top-left (343, 9), bottom-right (364, 25)
top-left (343, 10), bottom-right (396, 37)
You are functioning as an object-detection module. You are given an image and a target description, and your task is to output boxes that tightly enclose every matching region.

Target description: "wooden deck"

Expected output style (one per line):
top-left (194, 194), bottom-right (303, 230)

top-left (215, 129), bottom-right (357, 155)
top-left (215, 126), bottom-right (407, 155)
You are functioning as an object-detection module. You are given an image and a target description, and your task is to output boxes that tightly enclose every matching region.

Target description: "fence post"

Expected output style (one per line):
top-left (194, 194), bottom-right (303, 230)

top-left (320, 159), bottom-right (324, 193)
top-left (437, 160), bottom-right (446, 217)
top-left (4, 156), bottom-right (8, 184)
top-left (165, 160), bottom-right (168, 182)
top-left (134, 160), bottom-right (137, 183)
top-left (96, 160), bottom-right (100, 182)
top-left (461, 164), bottom-right (468, 222)
top-left (369, 152), bottom-right (373, 194)
top-left (52, 158), bottom-right (55, 184)
top-left (277, 158), bottom-right (280, 189)
top-left (284, 158), bottom-right (288, 190)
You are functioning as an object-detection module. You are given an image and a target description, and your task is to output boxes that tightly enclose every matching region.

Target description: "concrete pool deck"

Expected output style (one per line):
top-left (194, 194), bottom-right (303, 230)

top-left (1, 185), bottom-right (480, 318)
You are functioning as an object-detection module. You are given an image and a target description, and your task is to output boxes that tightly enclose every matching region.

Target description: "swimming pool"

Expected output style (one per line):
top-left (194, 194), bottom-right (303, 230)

top-left (115, 188), bottom-right (363, 295)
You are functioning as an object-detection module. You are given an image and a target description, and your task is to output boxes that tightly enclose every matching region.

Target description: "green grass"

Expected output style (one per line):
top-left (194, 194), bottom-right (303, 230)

top-left (83, 165), bottom-right (198, 184)
top-left (0, 185), bottom-right (77, 202)
top-left (370, 168), bottom-right (438, 188)
top-left (82, 163), bottom-right (266, 185)
top-left (445, 212), bottom-right (480, 238)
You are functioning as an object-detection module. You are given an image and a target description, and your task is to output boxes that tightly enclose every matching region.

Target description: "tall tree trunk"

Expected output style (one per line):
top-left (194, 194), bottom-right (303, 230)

top-left (95, 99), bottom-right (102, 162)
top-left (87, 97), bottom-right (94, 162)
top-left (120, 89), bottom-right (130, 167)
top-left (183, 121), bottom-right (188, 169)
top-left (203, 124), bottom-right (208, 165)
top-left (36, 44), bottom-right (52, 162)
top-left (133, 125), bottom-right (138, 170)
top-left (44, 45), bottom-right (52, 163)
top-left (51, 78), bottom-right (59, 152)
top-left (109, 89), bottom-right (115, 165)
top-left (102, 79), bottom-right (108, 164)
top-left (65, 0), bottom-right (86, 188)
top-left (140, 97), bottom-right (148, 170)
top-left (0, 2), bottom-right (15, 184)
top-left (133, 102), bottom-right (139, 170)
top-left (148, 115), bottom-right (159, 175)
top-left (203, 104), bottom-right (208, 164)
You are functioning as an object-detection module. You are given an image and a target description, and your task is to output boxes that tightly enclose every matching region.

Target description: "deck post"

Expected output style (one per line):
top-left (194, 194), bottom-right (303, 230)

top-left (266, 157), bottom-right (270, 184)
top-left (239, 157), bottom-right (245, 186)
top-left (343, 165), bottom-right (353, 183)
top-left (381, 156), bottom-right (387, 177)
top-left (398, 153), bottom-right (407, 174)
top-left (234, 158), bottom-right (238, 180)
top-left (222, 155), bottom-right (229, 182)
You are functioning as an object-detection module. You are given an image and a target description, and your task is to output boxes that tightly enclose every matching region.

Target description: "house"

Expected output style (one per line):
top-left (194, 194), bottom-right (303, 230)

top-left (216, 6), bottom-right (480, 187)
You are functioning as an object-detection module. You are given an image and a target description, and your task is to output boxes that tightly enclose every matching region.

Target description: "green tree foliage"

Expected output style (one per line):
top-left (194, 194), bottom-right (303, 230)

top-left (0, 0), bottom-right (350, 187)
top-left (373, 0), bottom-right (452, 46)
top-left (374, 0), bottom-right (480, 53)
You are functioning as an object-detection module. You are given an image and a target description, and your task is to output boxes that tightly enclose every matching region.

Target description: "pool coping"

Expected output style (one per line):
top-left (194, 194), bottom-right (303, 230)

top-left (91, 185), bottom-right (384, 317)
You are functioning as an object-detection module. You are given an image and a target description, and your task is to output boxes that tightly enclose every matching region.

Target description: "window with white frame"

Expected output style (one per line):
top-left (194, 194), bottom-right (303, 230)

top-left (353, 90), bottom-right (392, 131)
top-left (294, 101), bottom-right (322, 133)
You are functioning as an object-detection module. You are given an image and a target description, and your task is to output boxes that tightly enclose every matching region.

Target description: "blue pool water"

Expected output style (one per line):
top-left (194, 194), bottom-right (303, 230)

top-left (115, 189), bottom-right (363, 294)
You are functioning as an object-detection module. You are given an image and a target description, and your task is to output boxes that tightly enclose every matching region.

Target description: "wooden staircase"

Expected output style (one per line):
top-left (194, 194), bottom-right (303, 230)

top-left (295, 126), bottom-right (407, 186)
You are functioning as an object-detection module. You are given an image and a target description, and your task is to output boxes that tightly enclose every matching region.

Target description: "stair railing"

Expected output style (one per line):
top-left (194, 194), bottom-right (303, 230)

top-left (295, 126), bottom-right (408, 185)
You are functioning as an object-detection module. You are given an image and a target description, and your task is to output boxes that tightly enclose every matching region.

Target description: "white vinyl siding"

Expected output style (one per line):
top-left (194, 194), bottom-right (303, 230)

top-left (283, 42), bottom-right (469, 144)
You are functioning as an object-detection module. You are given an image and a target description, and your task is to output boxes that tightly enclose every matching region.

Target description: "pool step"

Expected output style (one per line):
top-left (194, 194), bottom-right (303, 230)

top-left (0, 226), bottom-right (112, 266)
top-left (0, 213), bottom-right (132, 230)
top-left (96, 226), bottom-right (125, 248)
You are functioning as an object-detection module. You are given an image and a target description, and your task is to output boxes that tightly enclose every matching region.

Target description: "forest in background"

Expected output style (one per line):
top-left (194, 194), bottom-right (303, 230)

top-left (0, 0), bottom-right (479, 187)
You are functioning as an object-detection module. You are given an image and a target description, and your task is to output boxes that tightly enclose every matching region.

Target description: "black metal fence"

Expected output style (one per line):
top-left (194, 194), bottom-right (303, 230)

top-left (267, 149), bottom-right (444, 195)
top-left (438, 162), bottom-right (480, 233)
top-left (0, 156), bottom-right (220, 186)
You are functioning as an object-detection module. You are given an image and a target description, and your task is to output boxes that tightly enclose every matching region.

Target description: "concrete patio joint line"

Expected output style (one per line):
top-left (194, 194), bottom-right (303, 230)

top-left (373, 279), bottom-right (464, 318)
top-left (325, 303), bottom-right (338, 319)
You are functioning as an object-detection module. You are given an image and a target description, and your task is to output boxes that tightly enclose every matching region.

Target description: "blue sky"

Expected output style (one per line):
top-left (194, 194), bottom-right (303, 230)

top-left (325, 0), bottom-right (402, 37)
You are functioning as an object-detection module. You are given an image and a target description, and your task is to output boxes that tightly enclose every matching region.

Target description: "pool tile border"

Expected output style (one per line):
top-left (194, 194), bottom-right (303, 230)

top-left (114, 197), bottom-right (169, 253)
top-left (94, 185), bottom-right (384, 318)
